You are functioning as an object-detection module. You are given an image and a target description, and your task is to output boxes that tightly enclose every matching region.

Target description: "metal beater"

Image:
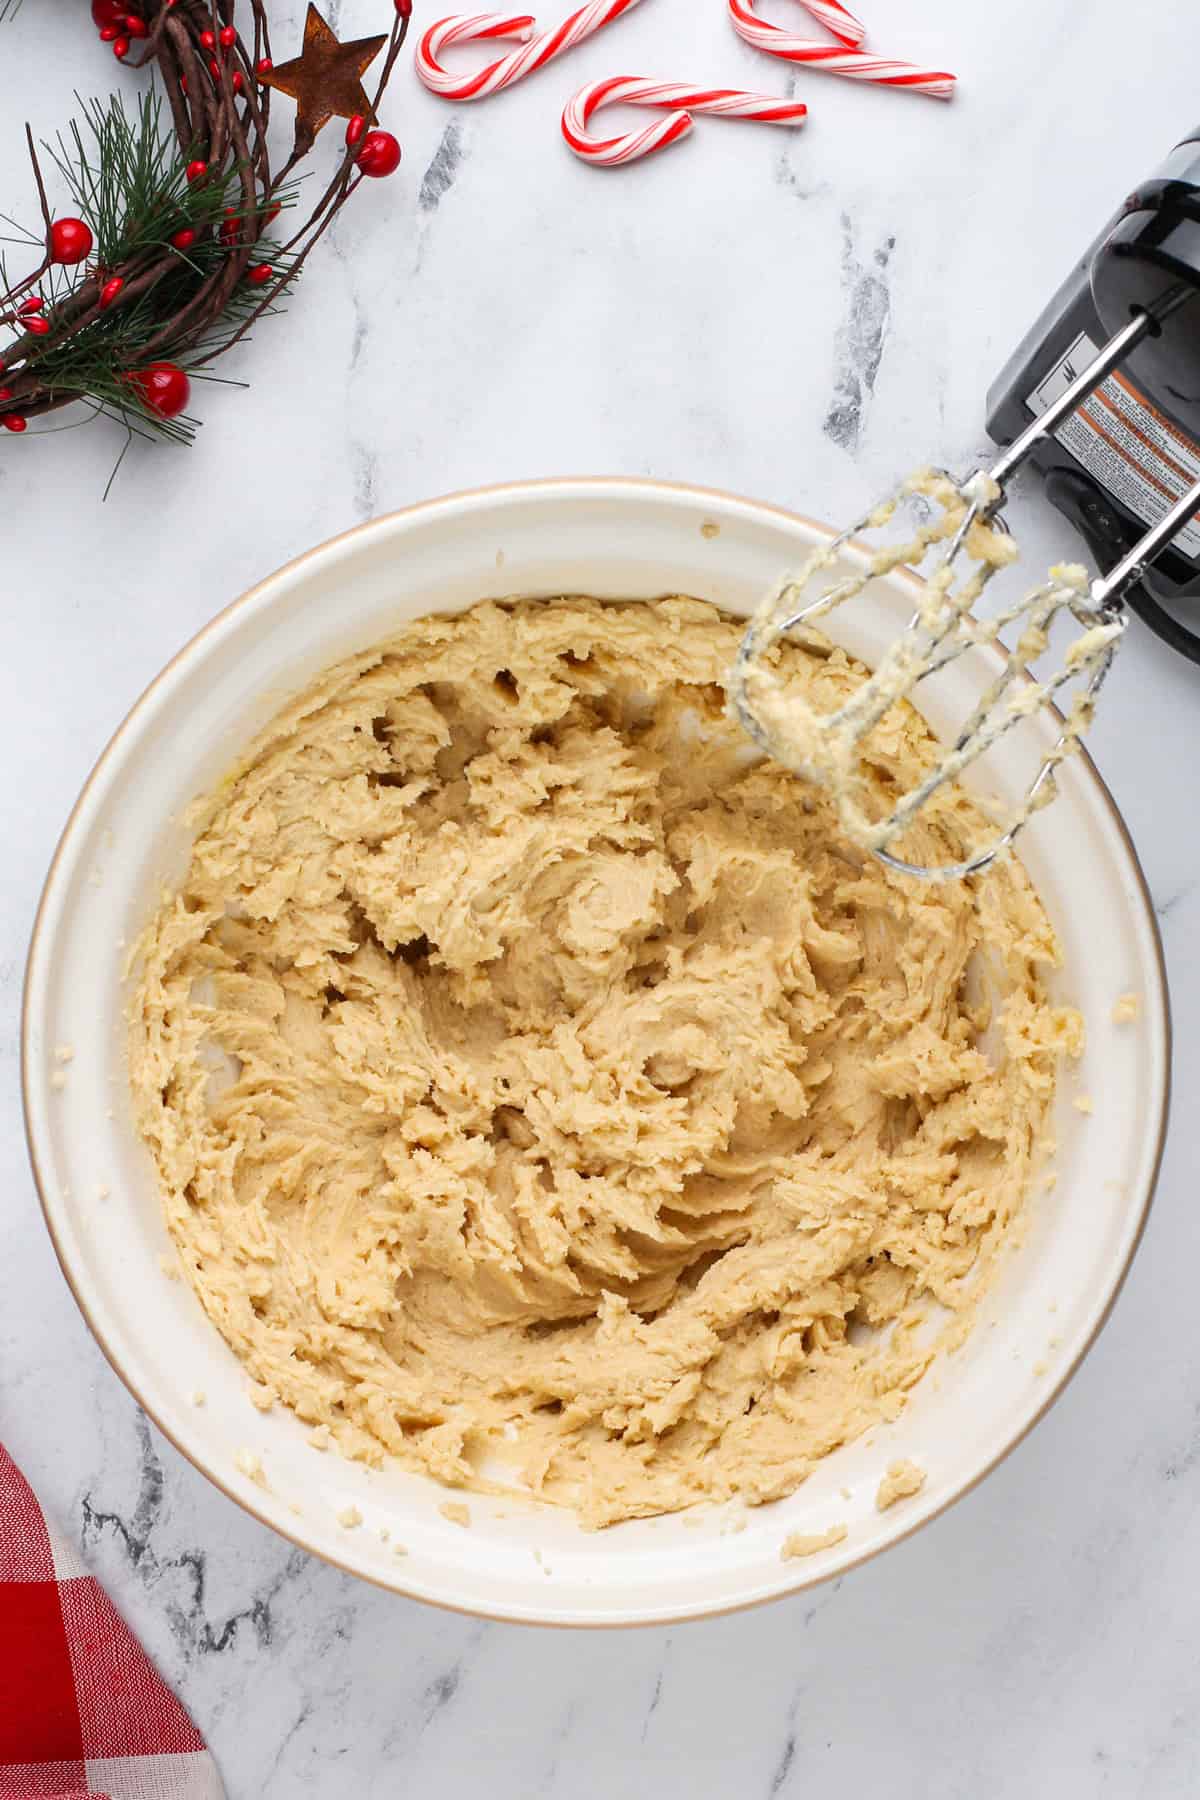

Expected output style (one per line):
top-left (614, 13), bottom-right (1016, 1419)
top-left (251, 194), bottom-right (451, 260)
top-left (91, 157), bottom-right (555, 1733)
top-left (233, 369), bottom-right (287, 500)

top-left (731, 299), bottom-right (1200, 881)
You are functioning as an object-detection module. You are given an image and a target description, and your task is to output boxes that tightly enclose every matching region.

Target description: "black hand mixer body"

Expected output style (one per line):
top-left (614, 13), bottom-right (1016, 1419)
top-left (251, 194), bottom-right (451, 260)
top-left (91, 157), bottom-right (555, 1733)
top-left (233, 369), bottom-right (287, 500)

top-left (987, 125), bottom-right (1200, 660)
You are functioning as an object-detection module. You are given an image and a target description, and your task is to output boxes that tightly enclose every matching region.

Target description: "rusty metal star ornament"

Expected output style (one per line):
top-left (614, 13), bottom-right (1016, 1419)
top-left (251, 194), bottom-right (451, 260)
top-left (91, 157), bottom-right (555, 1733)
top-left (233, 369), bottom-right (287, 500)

top-left (262, 4), bottom-right (388, 153)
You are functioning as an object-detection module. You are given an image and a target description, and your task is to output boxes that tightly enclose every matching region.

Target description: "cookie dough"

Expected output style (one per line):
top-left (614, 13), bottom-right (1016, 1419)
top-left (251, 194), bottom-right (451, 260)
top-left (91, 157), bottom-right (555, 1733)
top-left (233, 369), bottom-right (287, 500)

top-left (781, 1524), bottom-right (847, 1560)
top-left (130, 597), bottom-right (1077, 1528)
top-left (875, 1459), bottom-right (926, 1510)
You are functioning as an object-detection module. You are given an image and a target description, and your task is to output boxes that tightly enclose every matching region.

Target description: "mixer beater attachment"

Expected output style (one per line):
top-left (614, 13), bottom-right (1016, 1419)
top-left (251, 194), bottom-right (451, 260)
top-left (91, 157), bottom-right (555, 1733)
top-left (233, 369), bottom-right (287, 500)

top-left (732, 307), bottom-right (1200, 880)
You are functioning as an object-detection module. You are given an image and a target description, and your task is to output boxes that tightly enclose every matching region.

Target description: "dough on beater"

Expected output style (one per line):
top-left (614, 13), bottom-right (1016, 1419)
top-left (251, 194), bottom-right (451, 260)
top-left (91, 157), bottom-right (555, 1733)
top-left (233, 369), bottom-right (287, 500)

top-left (129, 597), bottom-right (1076, 1528)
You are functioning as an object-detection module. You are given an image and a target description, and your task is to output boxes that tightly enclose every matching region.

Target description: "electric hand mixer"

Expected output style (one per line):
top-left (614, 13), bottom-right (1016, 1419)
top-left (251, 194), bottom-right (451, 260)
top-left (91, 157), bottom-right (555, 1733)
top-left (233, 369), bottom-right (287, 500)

top-left (732, 123), bottom-right (1200, 881)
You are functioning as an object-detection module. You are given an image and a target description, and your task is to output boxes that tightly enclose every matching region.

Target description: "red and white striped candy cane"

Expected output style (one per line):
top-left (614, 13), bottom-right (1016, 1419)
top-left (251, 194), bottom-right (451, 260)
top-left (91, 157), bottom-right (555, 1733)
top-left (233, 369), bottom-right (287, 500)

top-left (417, 0), bottom-right (648, 100)
top-left (562, 77), bottom-right (807, 168)
top-left (728, 0), bottom-right (956, 100)
top-left (791, 0), bottom-right (865, 48)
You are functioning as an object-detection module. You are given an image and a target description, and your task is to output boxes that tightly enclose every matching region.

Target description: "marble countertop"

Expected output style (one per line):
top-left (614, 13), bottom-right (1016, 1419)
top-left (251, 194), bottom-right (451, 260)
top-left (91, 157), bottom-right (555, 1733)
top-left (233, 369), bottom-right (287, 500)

top-left (3, 0), bottom-right (1199, 1791)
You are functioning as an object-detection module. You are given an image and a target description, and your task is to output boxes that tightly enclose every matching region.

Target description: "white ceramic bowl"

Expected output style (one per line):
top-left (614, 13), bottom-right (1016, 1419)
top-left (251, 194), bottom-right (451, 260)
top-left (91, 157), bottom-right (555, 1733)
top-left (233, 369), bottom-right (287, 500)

top-left (23, 479), bottom-right (1170, 1627)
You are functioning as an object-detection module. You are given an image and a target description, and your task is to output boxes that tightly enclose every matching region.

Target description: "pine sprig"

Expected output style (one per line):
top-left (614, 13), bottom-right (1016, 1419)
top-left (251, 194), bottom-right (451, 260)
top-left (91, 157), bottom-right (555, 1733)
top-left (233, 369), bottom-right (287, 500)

top-left (1, 92), bottom-right (299, 444)
top-left (51, 92), bottom-right (206, 269)
top-left (0, 0), bottom-right (410, 454)
top-left (9, 91), bottom-right (302, 444)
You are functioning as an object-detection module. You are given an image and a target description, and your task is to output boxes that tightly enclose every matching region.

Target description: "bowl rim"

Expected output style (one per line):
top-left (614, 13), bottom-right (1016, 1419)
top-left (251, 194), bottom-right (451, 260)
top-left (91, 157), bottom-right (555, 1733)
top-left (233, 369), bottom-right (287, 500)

top-left (21, 474), bottom-right (1173, 1627)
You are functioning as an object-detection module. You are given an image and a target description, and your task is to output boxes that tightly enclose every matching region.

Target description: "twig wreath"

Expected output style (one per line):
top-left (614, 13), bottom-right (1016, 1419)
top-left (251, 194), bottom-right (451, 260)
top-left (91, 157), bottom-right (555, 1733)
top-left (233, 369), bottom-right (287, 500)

top-left (0, 0), bottom-right (410, 470)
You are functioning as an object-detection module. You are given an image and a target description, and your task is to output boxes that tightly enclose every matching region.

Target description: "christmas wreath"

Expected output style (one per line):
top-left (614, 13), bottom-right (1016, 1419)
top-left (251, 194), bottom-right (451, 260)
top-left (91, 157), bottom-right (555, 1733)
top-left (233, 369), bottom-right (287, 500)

top-left (0, 0), bottom-right (410, 465)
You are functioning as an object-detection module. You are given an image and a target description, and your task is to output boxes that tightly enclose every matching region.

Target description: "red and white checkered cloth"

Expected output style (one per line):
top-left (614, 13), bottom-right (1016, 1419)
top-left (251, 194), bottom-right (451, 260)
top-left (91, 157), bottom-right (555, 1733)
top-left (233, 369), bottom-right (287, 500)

top-left (0, 1443), bottom-right (224, 1799)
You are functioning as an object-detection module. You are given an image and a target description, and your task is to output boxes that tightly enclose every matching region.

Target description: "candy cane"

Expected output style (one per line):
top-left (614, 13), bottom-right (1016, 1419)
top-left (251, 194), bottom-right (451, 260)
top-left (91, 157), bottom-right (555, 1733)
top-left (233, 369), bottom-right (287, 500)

top-left (792, 0), bottom-right (866, 48)
top-left (728, 0), bottom-right (956, 100)
top-left (417, 0), bottom-right (648, 100)
top-left (562, 77), bottom-right (807, 168)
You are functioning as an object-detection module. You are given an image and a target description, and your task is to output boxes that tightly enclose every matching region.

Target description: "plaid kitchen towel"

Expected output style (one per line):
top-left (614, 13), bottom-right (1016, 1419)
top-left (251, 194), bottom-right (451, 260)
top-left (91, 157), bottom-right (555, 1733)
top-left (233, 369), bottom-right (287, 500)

top-left (0, 1442), bottom-right (224, 1799)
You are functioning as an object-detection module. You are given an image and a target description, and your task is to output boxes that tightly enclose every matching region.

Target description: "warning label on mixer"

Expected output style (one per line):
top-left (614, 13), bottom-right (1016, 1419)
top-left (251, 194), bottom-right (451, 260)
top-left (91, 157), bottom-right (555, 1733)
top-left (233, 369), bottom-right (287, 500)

top-left (1026, 330), bottom-right (1200, 560)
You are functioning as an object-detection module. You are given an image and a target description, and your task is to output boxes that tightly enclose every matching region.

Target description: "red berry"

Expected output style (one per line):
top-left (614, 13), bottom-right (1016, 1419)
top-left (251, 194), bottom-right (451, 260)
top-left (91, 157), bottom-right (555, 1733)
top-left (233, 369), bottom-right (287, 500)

top-left (264, 203), bottom-right (281, 225)
top-left (113, 35), bottom-right (129, 57)
top-left (26, 316), bottom-right (51, 337)
top-left (2, 415), bottom-right (28, 433)
top-left (100, 276), bottom-right (125, 309)
top-left (0, 387), bottom-right (11, 401)
top-left (232, 69), bottom-right (244, 93)
top-left (219, 209), bottom-right (241, 247)
top-left (99, 23), bottom-right (120, 40)
top-left (199, 27), bottom-right (215, 47)
top-left (124, 15), bottom-right (147, 35)
top-left (179, 75), bottom-right (188, 93)
top-left (395, 0), bottom-right (412, 15)
top-left (345, 113), bottom-right (366, 148)
top-left (186, 159), bottom-right (207, 183)
top-left (355, 131), bottom-right (401, 178)
top-left (127, 361), bottom-right (190, 419)
top-left (247, 263), bottom-right (273, 285)
top-left (91, 0), bottom-right (130, 25)
top-left (255, 54), bottom-right (272, 74)
top-left (208, 58), bottom-right (219, 76)
top-left (219, 24), bottom-right (236, 48)
top-left (171, 226), bottom-right (197, 250)
top-left (18, 296), bottom-right (44, 316)
top-left (50, 217), bottom-right (94, 265)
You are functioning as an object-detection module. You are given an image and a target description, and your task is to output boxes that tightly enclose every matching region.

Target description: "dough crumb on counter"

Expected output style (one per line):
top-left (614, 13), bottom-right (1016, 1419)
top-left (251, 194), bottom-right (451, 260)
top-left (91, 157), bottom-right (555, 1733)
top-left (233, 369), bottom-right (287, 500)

top-left (50, 1072), bottom-right (67, 1092)
top-left (1073, 1094), bottom-right (1095, 1115)
top-left (378, 1525), bottom-right (390, 1542)
top-left (96, 1184), bottom-right (111, 1201)
top-left (1112, 993), bottom-right (1140, 1024)
top-left (781, 1524), bottom-right (847, 1561)
top-left (128, 596), bottom-right (1077, 1529)
top-left (876, 1460), bottom-right (926, 1511)
top-left (440, 1501), bottom-right (471, 1529)
top-left (158, 1254), bottom-right (180, 1281)
top-left (248, 1381), bottom-right (276, 1413)
top-left (306, 1425), bottom-right (332, 1452)
top-left (337, 1504), bottom-right (363, 1529)
top-left (392, 1543), bottom-right (409, 1558)
top-left (54, 1045), bottom-right (75, 1065)
top-left (189, 1389), bottom-right (206, 1407)
top-left (234, 1448), bottom-right (266, 1487)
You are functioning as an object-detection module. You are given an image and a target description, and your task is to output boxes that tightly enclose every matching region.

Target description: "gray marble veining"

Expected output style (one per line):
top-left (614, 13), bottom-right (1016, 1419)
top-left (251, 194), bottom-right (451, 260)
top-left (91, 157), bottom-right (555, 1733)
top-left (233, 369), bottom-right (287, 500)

top-left (3, 0), bottom-right (1200, 1793)
top-left (823, 212), bottom-right (894, 451)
